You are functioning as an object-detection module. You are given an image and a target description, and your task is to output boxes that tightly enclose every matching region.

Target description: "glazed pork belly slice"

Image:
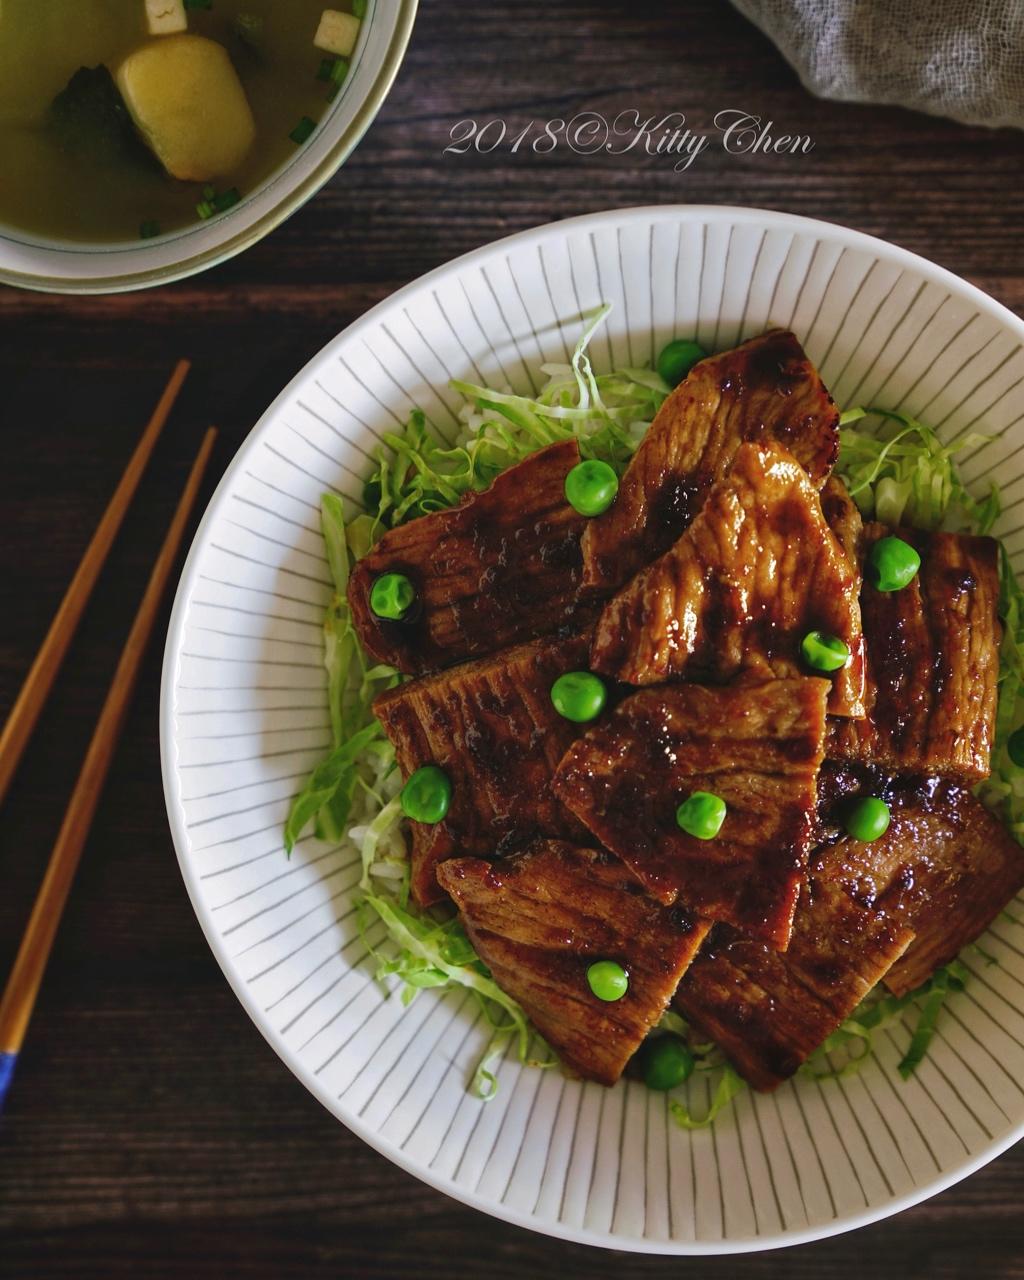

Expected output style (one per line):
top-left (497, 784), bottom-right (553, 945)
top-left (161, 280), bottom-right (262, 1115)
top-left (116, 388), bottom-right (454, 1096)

top-left (436, 842), bottom-right (712, 1086)
top-left (672, 846), bottom-right (915, 1092)
top-left (349, 439), bottom-right (590, 674)
top-left (817, 776), bottom-right (1024, 996)
top-left (582, 330), bottom-right (839, 593)
top-left (551, 678), bottom-right (829, 948)
top-left (826, 524), bottom-right (1000, 780)
top-left (590, 440), bottom-right (866, 718)
top-left (374, 628), bottom-right (595, 907)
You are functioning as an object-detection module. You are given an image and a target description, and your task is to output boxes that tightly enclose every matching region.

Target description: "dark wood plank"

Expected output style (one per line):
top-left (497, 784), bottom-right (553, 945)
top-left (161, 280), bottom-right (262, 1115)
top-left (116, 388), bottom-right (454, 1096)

top-left (2, 0), bottom-right (1024, 1274)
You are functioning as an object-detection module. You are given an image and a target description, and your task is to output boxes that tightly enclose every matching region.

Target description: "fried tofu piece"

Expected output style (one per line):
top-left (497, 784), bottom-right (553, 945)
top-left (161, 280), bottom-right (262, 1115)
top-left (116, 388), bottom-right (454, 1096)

top-left (552, 678), bottom-right (829, 948)
top-left (820, 781), bottom-right (1024, 996)
top-left (582, 330), bottom-right (839, 592)
top-left (590, 441), bottom-right (866, 718)
top-left (673, 848), bottom-right (915, 1091)
top-left (350, 440), bottom-right (590, 675)
top-left (437, 843), bottom-right (712, 1085)
top-left (116, 35), bottom-right (255, 181)
top-left (826, 525), bottom-right (1000, 780)
top-left (374, 629), bottom-right (595, 906)
top-left (145, 0), bottom-right (187, 36)
top-left (314, 9), bottom-right (361, 57)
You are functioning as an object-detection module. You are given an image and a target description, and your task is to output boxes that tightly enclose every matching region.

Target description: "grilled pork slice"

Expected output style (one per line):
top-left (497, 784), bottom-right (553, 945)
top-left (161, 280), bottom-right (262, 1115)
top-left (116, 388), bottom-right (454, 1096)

top-left (349, 439), bottom-right (589, 675)
top-left (551, 678), bottom-right (829, 948)
top-left (436, 843), bottom-right (712, 1086)
top-left (590, 441), bottom-right (866, 718)
top-left (819, 780), bottom-right (1024, 996)
top-left (826, 525), bottom-right (1000, 780)
top-left (582, 330), bottom-right (839, 592)
top-left (374, 629), bottom-right (594, 907)
top-left (673, 848), bottom-right (915, 1091)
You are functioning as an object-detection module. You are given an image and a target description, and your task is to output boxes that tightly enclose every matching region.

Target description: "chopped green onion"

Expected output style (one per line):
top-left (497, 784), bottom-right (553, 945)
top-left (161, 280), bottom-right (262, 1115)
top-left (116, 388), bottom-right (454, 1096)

top-left (139, 220), bottom-right (161, 240)
top-left (352, 0), bottom-right (367, 15)
top-left (233, 13), bottom-right (264, 46)
top-left (197, 187), bottom-right (241, 219)
top-left (326, 57), bottom-right (350, 100)
top-left (290, 115), bottom-right (317, 145)
top-left (317, 57), bottom-right (336, 81)
top-left (212, 186), bottom-right (240, 212)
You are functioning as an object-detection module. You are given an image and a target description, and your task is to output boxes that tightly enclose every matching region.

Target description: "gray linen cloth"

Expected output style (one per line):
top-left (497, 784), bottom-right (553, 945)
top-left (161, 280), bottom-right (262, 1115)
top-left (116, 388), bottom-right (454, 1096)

top-left (731, 0), bottom-right (1024, 129)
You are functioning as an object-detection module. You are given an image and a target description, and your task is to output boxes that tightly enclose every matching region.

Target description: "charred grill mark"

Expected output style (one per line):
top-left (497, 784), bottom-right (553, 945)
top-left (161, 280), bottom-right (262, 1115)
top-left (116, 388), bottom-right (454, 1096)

top-left (551, 678), bottom-right (829, 947)
top-left (674, 847), bottom-right (915, 1091)
top-left (807, 784), bottom-right (1024, 1001)
top-left (827, 525), bottom-right (999, 779)
top-left (374, 628), bottom-right (595, 906)
top-left (349, 440), bottom-right (594, 674)
top-left (437, 842), bottom-right (712, 1085)
top-left (581, 330), bottom-right (840, 594)
top-left (590, 440), bottom-right (865, 718)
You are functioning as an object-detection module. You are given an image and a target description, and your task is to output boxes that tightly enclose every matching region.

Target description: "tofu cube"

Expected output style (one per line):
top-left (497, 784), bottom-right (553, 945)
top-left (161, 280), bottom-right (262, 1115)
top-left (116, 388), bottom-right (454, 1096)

top-left (146, 0), bottom-right (187, 36)
top-left (116, 35), bottom-right (256, 182)
top-left (314, 9), bottom-right (361, 57)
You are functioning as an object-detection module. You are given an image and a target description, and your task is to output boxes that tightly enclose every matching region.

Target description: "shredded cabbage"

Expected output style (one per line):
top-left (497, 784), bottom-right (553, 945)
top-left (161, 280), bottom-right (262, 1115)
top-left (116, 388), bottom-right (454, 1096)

top-left (837, 407), bottom-right (999, 532)
top-left (802, 959), bottom-right (971, 1083)
top-left (283, 494), bottom-right (398, 854)
top-left (282, 315), bottom-right (1024, 1119)
top-left (669, 1065), bottom-right (746, 1130)
top-left (361, 305), bottom-right (668, 534)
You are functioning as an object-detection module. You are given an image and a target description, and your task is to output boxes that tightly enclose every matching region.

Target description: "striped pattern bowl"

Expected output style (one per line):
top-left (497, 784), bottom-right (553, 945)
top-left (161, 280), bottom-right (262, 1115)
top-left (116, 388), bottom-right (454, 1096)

top-left (160, 206), bottom-right (1024, 1253)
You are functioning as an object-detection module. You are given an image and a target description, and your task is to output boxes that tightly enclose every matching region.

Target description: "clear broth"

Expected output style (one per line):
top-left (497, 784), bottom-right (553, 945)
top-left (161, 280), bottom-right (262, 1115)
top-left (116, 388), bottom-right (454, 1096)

top-left (0, 0), bottom-right (353, 243)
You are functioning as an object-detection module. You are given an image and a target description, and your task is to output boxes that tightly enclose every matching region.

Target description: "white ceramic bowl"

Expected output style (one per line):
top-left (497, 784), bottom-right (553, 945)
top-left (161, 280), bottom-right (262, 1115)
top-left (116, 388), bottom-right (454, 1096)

top-left (0, 0), bottom-right (417, 294)
top-left (161, 205), bottom-right (1024, 1253)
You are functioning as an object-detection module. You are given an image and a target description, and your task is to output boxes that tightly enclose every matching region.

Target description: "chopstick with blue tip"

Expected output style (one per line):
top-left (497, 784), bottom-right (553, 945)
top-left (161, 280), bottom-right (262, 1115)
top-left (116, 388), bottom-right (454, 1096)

top-left (0, 427), bottom-right (217, 1114)
top-left (0, 360), bottom-right (190, 808)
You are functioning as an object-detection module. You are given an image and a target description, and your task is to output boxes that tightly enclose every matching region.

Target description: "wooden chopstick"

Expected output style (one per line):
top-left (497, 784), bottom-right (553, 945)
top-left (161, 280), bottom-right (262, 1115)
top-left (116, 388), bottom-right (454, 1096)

top-left (0, 360), bottom-right (190, 808)
top-left (0, 427), bottom-right (217, 1112)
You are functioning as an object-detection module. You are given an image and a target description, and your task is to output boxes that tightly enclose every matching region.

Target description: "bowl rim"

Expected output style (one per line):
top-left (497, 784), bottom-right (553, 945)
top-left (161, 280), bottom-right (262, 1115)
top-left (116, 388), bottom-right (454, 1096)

top-left (0, 0), bottom-right (419, 296)
top-left (160, 203), bottom-right (1024, 1254)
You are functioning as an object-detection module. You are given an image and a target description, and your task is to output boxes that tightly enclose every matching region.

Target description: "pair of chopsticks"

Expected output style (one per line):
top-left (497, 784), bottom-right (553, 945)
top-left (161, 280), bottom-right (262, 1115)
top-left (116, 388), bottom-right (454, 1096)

top-left (0, 362), bottom-right (217, 1111)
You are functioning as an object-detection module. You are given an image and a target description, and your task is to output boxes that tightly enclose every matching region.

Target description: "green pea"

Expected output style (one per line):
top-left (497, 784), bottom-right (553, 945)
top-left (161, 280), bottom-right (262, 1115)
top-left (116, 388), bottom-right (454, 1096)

top-left (400, 765), bottom-right (451, 824)
top-left (868, 536), bottom-right (921, 593)
top-left (676, 791), bottom-right (727, 840)
top-left (657, 338), bottom-right (707, 388)
top-left (800, 629), bottom-right (850, 673)
top-left (844, 796), bottom-right (891, 842)
top-left (586, 959), bottom-right (629, 1002)
top-left (550, 671), bottom-right (607, 723)
top-left (639, 1034), bottom-right (695, 1091)
top-left (1008, 726), bottom-right (1024, 768)
top-left (565, 459), bottom-right (619, 517)
top-left (370, 572), bottom-right (415, 620)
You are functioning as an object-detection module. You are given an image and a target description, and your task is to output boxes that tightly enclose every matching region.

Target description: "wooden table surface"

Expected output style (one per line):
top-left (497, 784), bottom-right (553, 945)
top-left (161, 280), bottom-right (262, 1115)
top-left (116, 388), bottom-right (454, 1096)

top-left (3, 1), bottom-right (1024, 1275)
